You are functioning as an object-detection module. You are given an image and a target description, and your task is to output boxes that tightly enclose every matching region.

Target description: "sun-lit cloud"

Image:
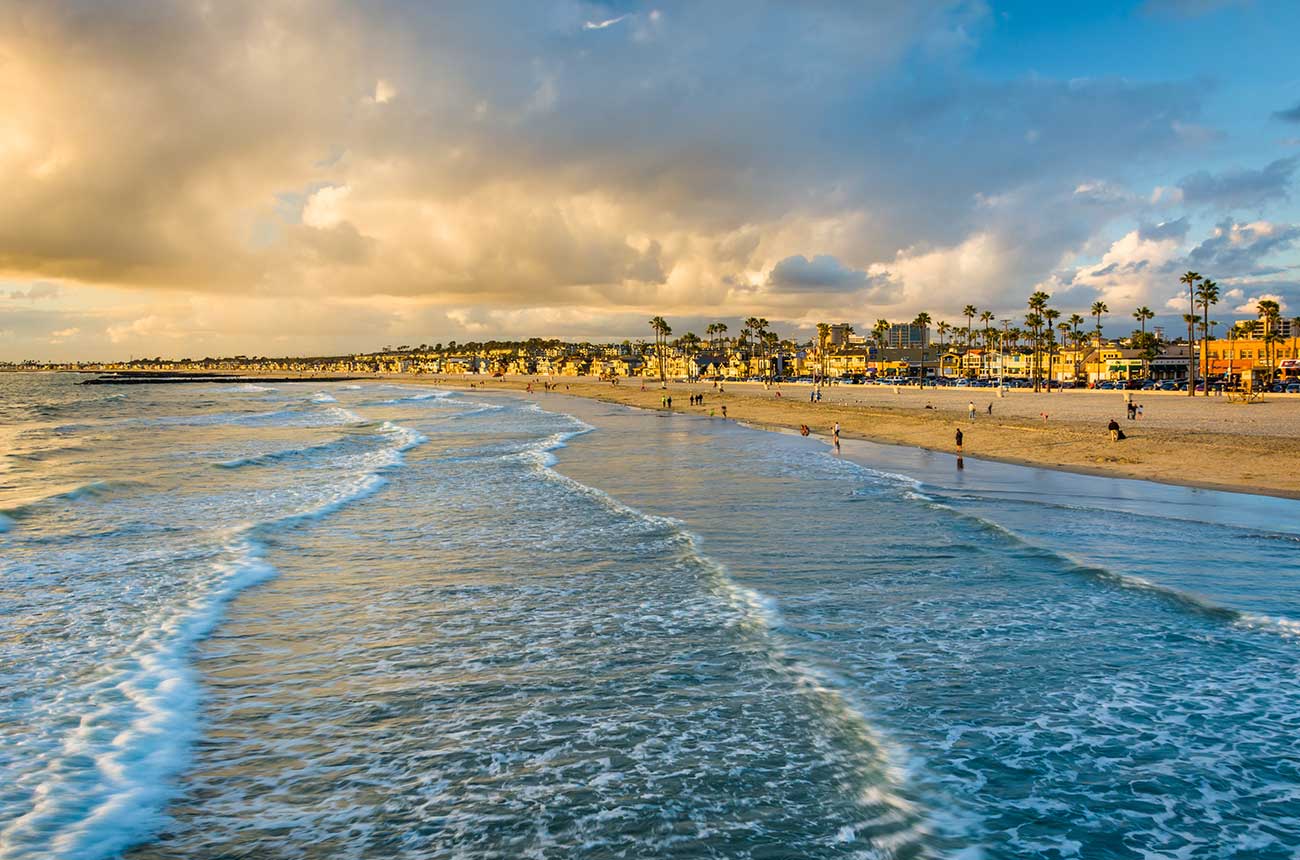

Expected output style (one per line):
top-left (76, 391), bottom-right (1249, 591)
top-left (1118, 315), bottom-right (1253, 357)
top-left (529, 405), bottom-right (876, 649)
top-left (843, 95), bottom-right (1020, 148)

top-left (0, 1), bottom-right (1297, 359)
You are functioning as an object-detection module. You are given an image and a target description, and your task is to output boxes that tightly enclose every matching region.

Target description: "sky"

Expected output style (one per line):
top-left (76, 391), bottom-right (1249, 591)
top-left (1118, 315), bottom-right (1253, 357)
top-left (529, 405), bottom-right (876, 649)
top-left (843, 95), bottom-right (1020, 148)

top-left (2, 0), bottom-right (1299, 361)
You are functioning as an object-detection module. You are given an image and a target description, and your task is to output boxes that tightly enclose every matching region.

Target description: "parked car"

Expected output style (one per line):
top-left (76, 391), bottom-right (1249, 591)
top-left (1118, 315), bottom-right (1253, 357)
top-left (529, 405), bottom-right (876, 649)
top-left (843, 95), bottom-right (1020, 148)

top-left (1286, 383), bottom-right (1300, 394)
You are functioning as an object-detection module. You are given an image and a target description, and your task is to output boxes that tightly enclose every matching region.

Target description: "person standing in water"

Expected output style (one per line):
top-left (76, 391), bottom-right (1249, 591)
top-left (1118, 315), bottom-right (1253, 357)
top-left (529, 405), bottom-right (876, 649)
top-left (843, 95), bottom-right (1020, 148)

top-left (955, 427), bottom-right (964, 452)
top-left (832, 422), bottom-right (841, 452)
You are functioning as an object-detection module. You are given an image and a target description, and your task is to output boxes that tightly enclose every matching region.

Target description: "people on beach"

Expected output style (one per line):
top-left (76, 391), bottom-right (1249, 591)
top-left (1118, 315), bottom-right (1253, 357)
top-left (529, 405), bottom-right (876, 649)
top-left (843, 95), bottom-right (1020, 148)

top-left (968, 400), bottom-right (976, 420)
top-left (800, 424), bottom-right (810, 437)
top-left (721, 405), bottom-right (728, 418)
top-left (1126, 401), bottom-right (1136, 420)
top-left (1108, 418), bottom-right (1121, 442)
top-left (955, 428), bottom-right (963, 452)
top-left (1137, 404), bottom-right (1144, 419)
top-left (986, 402), bottom-right (993, 416)
top-left (832, 422), bottom-right (841, 452)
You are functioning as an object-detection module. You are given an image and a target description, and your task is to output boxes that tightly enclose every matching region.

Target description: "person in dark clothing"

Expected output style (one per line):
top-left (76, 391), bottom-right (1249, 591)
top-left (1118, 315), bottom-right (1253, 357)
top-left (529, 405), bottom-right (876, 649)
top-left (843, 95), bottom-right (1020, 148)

top-left (1108, 418), bottom-right (1120, 442)
top-left (955, 428), bottom-right (964, 452)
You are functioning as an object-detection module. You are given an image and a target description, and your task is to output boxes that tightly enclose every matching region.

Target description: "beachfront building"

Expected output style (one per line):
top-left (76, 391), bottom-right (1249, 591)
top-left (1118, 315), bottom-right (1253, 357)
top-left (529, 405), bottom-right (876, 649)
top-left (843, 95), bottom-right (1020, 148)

top-left (824, 347), bottom-right (875, 378)
top-left (1148, 344), bottom-right (1192, 381)
top-left (885, 323), bottom-right (927, 349)
top-left (1203, 334), bottom-right (1300, 385)
top-left (1080, 347), bottom-right (1144, 384)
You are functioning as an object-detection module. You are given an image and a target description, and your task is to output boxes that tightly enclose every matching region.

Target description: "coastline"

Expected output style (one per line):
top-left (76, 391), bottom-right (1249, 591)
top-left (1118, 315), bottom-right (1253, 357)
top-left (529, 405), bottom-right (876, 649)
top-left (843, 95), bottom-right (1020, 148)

top-left (420, 375), bottom-right (1300, 501)
top-left (46, 369), bottom-right (1300, 500)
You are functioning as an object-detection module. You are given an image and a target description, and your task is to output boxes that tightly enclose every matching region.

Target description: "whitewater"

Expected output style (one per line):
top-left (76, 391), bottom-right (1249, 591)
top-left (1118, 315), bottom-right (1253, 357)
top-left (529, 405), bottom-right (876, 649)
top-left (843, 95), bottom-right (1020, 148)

top-left (2, 373), bottom-right (1300, 859)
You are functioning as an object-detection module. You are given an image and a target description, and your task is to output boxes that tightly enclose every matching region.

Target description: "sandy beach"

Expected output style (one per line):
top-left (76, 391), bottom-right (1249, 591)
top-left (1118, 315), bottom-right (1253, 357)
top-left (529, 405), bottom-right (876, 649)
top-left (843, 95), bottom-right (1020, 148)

top-left (420, 375), bottom-right (1300, 499)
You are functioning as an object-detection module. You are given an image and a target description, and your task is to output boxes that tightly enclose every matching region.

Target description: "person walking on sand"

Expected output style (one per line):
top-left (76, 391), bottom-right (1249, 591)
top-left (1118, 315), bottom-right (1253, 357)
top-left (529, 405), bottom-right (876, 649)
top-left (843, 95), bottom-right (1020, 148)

top-left (986, 402), bottom-right (993, 416)
top-left (968, 400), bottom-right (976, 421)
top-left (721, 405), bottom-right (728, 419)
top-left (1137, 403), bottom-right (1143, 419)
top-left (1108, 418), bottom-right (1120, 442)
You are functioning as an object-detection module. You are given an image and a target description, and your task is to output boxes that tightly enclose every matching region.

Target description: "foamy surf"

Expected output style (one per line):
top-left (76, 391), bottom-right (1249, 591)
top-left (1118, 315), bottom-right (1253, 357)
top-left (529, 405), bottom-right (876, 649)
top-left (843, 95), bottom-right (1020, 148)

top-left (0, 390), bottom-right (429, 860)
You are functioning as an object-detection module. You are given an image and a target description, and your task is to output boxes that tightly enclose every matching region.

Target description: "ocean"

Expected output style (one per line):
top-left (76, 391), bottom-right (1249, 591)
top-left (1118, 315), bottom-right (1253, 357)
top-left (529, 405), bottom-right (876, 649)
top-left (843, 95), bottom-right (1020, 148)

top-left (2, 372), bottom-right (1300, 859)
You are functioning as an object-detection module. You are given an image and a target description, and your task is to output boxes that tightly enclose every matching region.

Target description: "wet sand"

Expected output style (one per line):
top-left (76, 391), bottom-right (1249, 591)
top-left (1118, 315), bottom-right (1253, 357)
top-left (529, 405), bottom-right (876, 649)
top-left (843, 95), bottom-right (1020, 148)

top-left (430, 375), bottom-right (1300, 500)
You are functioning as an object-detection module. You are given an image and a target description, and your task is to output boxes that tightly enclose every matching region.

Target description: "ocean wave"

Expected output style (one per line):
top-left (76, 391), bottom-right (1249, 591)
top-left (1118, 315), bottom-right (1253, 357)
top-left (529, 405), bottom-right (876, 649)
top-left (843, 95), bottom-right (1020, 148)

top-left (309, 392), bottom-right (338, 403)
top-left (0, 480), bottom-right (141, 521)
top-left (1, 418), bottom-right (430, 858)
top-left (215, 435), bottom-right (354, 469)
top-left (501, 405), bottom-right (941, 852)
top-left (900, 490), bottom-right (1300, 643)
top-left (0, 530), bottom-right (277, 860)
top-left (364, 390), bottom-right (455, 406)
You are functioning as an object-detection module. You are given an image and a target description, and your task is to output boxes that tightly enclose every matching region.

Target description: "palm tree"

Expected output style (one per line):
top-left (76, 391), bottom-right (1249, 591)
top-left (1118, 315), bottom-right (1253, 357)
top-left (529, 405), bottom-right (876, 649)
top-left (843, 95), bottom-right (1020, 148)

top-left (762, 330), bottom-right (780, 378)
top-left (1180, 271), bottom-right (1202, 395)
top-left (816, 322), bottom-right (830, 380)
top-left (1065, 313), bottom-right (1085, 383)
top-left (1090, 301), bottom-right (1108, 342)
top-left (1057, 321), bottom-right (1071, 385)
top-left (755, 318), bottom-right (771, 380)
top-left (1195, 279), bottom-right (1219, 391)
top-left (978, 310), bottom-right (994, 376)
top-left (872, 319), bottom-right (891, 377)
top-left (1225, 321), bottom-right (1248, 389)
top-left (649, 316), bottom-right (671, 387)
top-left (1132, 306), bottom-right (1154, 380)
top-left (1027, 291), bottom-right (1050, 392)
top-left (913, 313), bottom-right (931, 385)
top-left (1258, 299), bottom-right (1281, 385)
top-left (962, 305), bottom-right (978, 350)
top-left (936, 321), bottom-right (951, 377)
top-left (1045, 308), bottom-right (1061, 389)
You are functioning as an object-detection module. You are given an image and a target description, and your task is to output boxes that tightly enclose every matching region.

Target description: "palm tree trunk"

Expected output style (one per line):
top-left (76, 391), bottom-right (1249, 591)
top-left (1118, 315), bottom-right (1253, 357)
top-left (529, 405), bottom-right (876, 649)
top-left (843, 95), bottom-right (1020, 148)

top-left (1188, 289), bottom-right (1196, 396)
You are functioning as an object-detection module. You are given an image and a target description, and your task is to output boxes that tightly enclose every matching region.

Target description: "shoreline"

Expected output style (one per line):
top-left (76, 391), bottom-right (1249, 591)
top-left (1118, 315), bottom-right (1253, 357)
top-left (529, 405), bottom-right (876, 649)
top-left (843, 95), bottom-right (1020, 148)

top-left (41, 369), bottom-right (1300, 500)
top-left (422, 375), bottom-right (1300, 501)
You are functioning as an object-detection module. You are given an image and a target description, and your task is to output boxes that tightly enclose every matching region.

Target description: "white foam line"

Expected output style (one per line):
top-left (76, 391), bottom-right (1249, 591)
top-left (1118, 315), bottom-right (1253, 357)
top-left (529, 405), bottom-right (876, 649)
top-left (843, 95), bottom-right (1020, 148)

top-left (507, 405), bottom-right (942, 853)
top-left (0, 420), bottom-right (428, 860)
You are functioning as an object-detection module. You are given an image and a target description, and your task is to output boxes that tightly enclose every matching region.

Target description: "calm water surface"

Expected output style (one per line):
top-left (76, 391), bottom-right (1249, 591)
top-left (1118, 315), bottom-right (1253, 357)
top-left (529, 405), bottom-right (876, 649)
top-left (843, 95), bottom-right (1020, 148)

top-left (2, 373), bottom-right (1299, 859)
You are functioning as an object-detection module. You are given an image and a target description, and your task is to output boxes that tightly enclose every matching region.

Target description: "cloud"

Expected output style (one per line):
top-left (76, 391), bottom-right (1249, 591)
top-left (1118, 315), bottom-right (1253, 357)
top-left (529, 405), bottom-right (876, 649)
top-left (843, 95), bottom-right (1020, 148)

top-left (584, 14), bottom-right (629, 30)
top-left (1186, 219), bottom-right (1300, 274)
top-left (768, 255), bottom-right (870, 292)
top-left (6, 282), bottom-right (60, 301)
top-left (1274, 101), bottom-right (1300, 123)
top-left (0, 0), bottom-right (1277, 358)
top-left (1138, 218), bottom-right (1190, 243)
top-left (1232, 292), bottom-right (1287, 314)
top-left (1178, 157), bottom-right (1298, 210)
top-left (371, 79), bottom-right (396, 104)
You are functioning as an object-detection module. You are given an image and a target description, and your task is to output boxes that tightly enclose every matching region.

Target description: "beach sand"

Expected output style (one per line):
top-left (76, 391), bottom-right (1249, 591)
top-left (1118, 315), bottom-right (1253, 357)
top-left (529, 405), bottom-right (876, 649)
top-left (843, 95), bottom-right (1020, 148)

top-left (426, 375), bottom-right (1300, 499)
